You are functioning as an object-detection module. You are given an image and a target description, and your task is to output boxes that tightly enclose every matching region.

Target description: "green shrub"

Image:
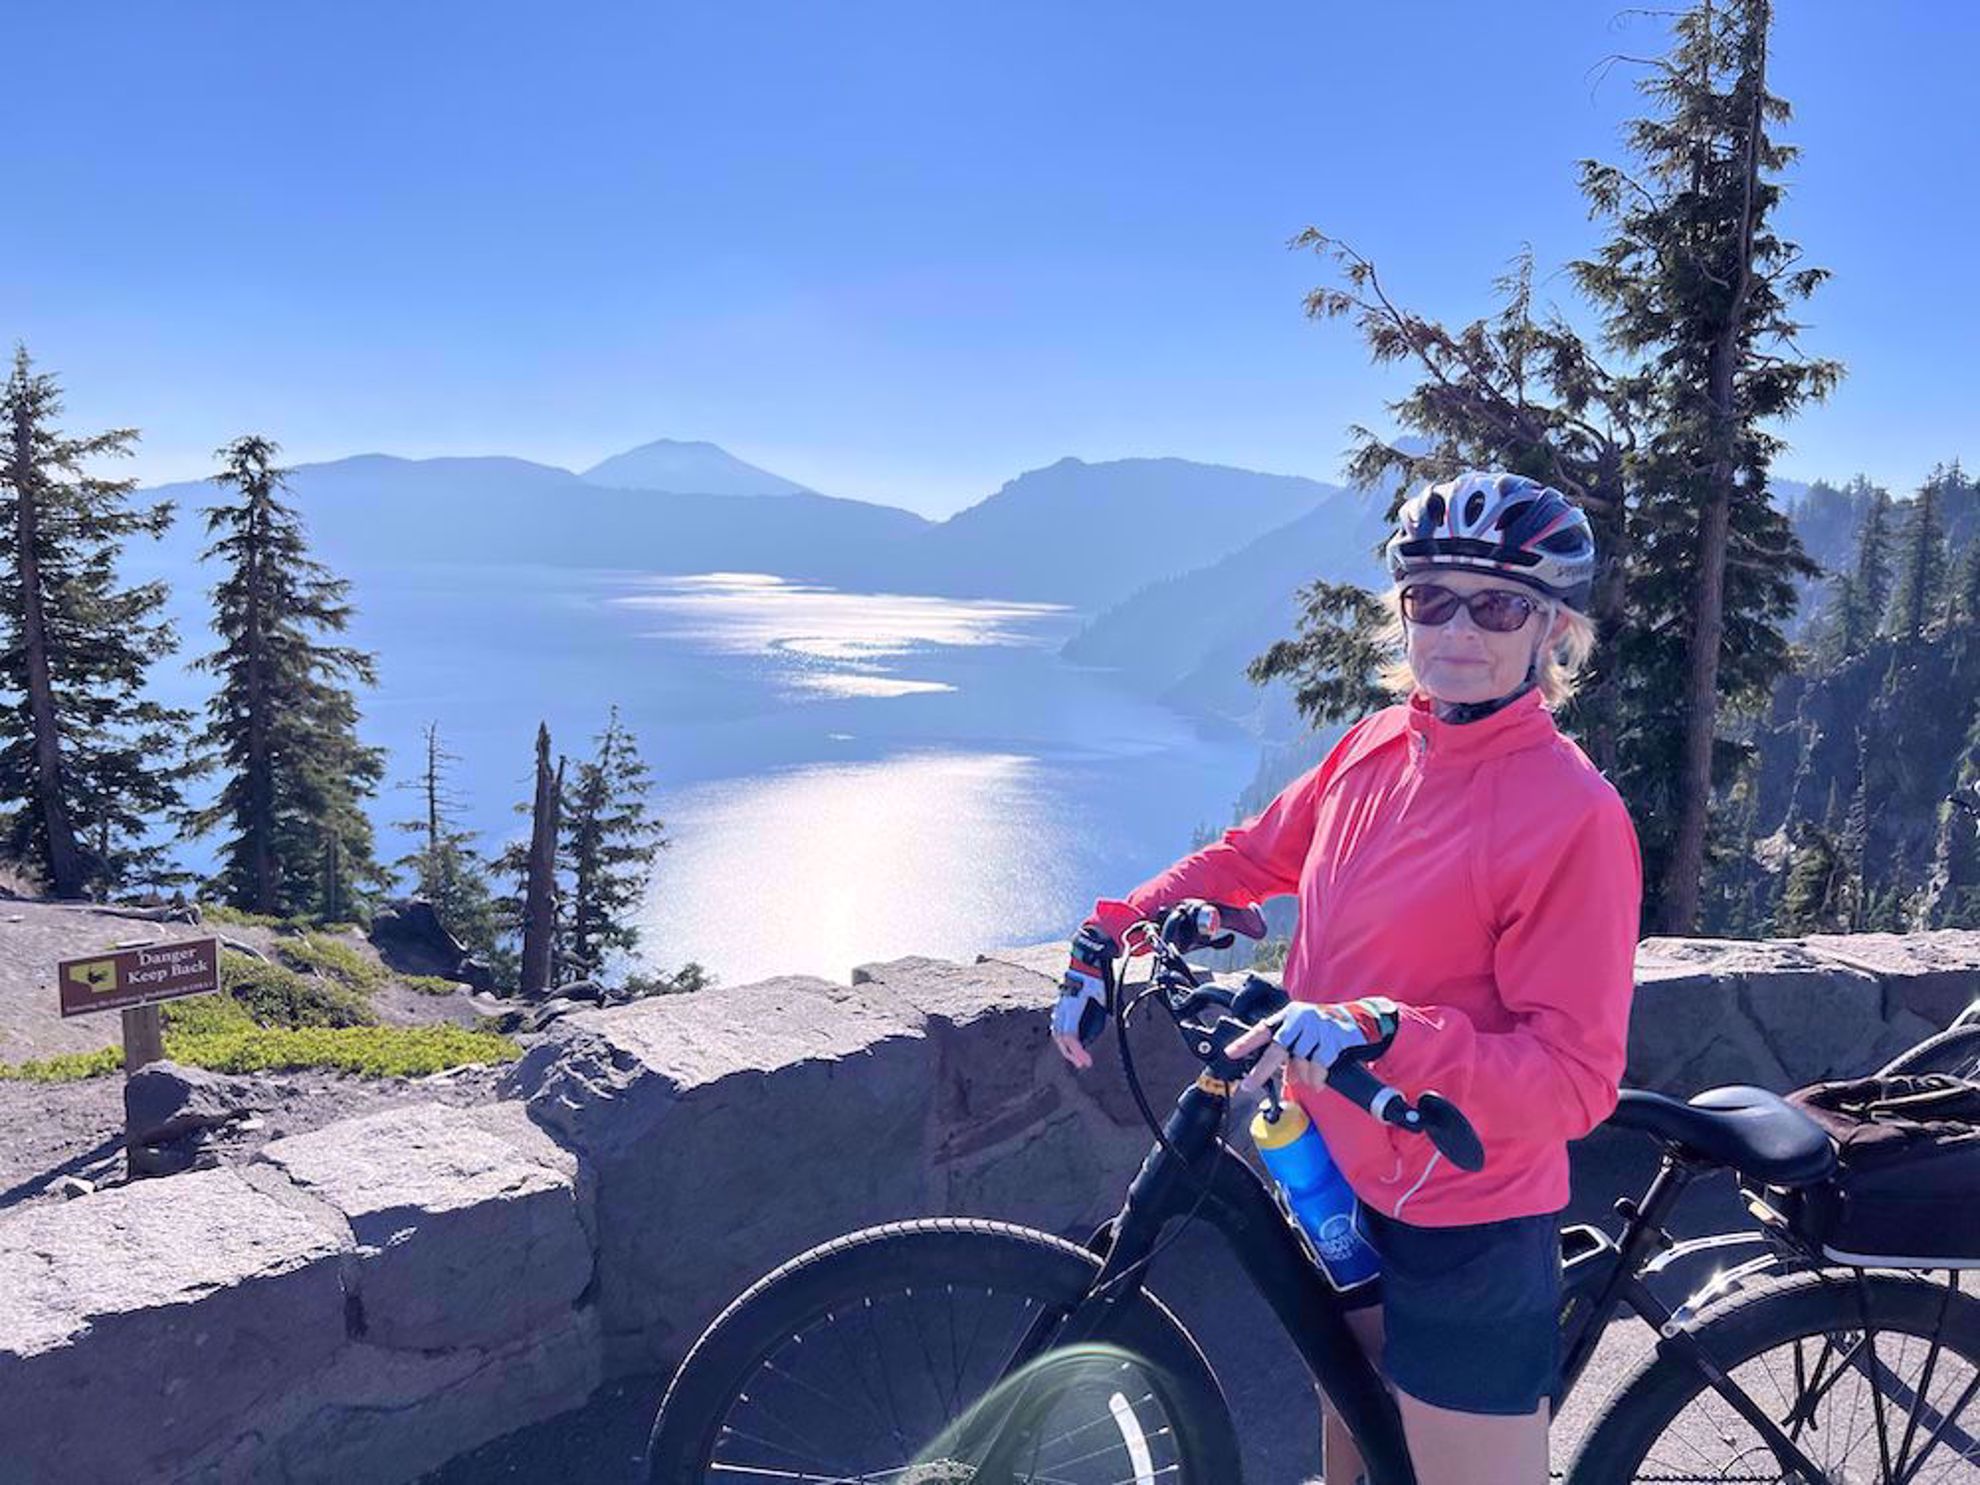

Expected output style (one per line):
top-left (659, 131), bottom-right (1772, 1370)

top-left (274, 934), bottom-right (385, 991)
top-left (200, 904), bottom-right (365, 935)
top-left (403, 975), bottom-right (463, 997)
top-left (0, 1046), bottom-right (124, 1082)
top-left (201, 903), bottom-right (287, 929)
top-left (0, 1000), bottom-right (519, 1081)
top-left (220, 953), bottom-right (375, 1028)
top-left (162, 1022), bottom-right (520, 1078)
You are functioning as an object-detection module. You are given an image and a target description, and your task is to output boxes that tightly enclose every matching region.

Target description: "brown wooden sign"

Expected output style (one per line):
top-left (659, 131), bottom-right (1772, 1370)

top-left (58, 937), bottom-right (220, 1019)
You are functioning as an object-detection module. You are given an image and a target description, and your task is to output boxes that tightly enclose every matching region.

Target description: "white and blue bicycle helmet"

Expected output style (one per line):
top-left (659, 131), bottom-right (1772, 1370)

top-left (1385, 471), bottom-right (1597, 612)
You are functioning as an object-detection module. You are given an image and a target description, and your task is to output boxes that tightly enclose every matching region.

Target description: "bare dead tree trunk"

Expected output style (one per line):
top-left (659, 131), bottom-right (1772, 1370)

top-left (520, 723), bottom-right (560, 996)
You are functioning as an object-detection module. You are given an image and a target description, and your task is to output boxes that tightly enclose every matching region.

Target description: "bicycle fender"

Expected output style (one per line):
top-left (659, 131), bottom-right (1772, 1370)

top-left (1657, 1248), bottom-right (1795, 1340)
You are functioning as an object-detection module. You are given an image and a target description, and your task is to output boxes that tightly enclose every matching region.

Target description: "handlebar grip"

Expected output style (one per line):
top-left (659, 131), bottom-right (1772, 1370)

top-left (1323, 1060), bottom-right (1486, 1173)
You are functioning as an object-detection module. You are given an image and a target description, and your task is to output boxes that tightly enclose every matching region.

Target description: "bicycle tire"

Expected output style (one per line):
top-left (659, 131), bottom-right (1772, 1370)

top-left (1880, 1022), bottom-right (1980, 1081)
top-left (643, 1217), bottom-right (1245, 1484)
top-left (1565, 1268), bottom-right (1980, 1484)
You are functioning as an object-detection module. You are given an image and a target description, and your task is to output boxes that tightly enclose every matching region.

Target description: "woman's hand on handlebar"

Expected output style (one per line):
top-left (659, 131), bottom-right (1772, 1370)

top-left (1229, 997), bottom-right (1400, 1095)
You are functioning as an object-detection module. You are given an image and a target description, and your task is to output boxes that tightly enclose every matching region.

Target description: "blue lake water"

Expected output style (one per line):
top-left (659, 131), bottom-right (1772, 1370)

top-left (146, 564), bottom-right (1265, 987)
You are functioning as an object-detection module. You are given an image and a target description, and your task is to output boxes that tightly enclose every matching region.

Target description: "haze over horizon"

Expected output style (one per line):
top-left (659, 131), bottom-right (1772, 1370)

top-left (11, 2), bottom-right (1974, 519)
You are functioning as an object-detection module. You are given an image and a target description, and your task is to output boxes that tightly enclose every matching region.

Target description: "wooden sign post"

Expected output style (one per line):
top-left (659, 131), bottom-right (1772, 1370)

top-left (56, 938), bottom-right (222, 1163)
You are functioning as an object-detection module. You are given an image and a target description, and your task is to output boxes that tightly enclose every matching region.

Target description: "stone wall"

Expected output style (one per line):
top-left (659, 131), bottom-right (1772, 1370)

top-left (2, 931), bottom-right (1976, 1484)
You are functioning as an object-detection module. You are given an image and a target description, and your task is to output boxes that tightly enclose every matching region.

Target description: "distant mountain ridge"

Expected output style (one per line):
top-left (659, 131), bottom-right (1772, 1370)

top-left (581, 439), bottom-right (813, 498)
top-left (129, 442), bottom-right (1351, 613)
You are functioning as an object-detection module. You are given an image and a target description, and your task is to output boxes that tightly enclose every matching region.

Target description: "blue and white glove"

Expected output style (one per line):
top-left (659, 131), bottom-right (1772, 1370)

top-left (1052, 923), bottom-right (1118, 1070)
top-left (1232, 997), bottom-right (1399, 1090)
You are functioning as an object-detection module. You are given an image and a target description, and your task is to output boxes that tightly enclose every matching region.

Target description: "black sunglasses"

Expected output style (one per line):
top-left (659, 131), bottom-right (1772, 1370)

top-left (1401, 583), bottom-right (1542, 633)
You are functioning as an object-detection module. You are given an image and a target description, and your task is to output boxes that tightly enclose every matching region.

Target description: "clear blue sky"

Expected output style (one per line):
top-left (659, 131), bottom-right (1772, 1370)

top-left (8, 2), bottom-right (1972, 518)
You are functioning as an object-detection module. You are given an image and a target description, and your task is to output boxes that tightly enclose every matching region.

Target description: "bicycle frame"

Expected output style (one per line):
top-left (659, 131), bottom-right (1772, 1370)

top-left (994, 1100), bottom-right (1859, 1485)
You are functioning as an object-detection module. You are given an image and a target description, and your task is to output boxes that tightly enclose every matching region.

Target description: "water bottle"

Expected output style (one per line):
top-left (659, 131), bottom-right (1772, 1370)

top-left (1250, 1096), bottom-right (1381, 1293)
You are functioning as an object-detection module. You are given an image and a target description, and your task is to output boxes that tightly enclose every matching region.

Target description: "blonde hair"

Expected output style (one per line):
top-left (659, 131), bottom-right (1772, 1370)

top-left (1374, 583), bottom-right (1597, 709)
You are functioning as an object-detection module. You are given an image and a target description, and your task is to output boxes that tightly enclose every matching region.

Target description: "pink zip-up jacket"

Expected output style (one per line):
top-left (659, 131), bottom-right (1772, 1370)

top-left (1089, 687), bottom-right (1643, 1226)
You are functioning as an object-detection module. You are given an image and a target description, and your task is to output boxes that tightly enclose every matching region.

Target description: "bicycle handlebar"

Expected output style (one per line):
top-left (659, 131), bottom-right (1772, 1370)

top-left (1119, 902), bottom-right (1486, 1173)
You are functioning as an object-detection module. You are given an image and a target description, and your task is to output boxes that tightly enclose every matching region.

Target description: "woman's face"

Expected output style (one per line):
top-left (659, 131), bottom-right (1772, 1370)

top-left (1402, 569), bottom-right (1569, 706)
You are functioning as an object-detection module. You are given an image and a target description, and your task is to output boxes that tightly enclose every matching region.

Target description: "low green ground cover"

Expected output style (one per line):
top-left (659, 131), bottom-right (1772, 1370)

top-left (0, 949), bottom-right (516, 1082)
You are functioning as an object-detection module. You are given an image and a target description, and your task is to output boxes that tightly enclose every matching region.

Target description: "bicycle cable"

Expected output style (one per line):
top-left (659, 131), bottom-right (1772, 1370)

top-left (1085, 935), bottom-right (1242, 1304)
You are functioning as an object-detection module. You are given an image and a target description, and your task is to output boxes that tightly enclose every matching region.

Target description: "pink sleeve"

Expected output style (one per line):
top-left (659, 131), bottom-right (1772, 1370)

top-left (1085, 744), bottom-right (1339, 948)
top-left (1378, 784), bottom-right (1643, 1143)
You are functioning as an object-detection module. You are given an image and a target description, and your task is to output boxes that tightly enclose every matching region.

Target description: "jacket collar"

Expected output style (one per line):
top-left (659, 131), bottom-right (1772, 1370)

top-left (1403, 686), bottom-right (1555, 764)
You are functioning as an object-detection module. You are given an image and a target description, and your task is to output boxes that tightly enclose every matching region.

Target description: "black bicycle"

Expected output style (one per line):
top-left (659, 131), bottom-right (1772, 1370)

top-left (644, 902), bottom-right (1980, 1484)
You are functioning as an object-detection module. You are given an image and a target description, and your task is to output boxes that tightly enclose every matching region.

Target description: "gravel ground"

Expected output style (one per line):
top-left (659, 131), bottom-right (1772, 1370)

top-left (0, 1061), bottom-right (513, 1212)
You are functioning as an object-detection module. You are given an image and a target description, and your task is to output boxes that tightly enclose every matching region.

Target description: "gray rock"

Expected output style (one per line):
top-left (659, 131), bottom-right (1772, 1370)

top-left (1800, 930), bottom-right (1980, 1030)
top-left (368, 897), bottom-right (472, 981)
top-left (47, 1174), bottom-right (93, 1199)
top-left (173, 1312), bottom-right (604, 1485)
top-left (0, 1167), bottom-right (349, 1485)
top-left (255, 1103), bottom-right (592, 1352)
top-left (503, 972), bottom-right (937, 1373)
top-left (124, 1060), bottom-right (261, 1146)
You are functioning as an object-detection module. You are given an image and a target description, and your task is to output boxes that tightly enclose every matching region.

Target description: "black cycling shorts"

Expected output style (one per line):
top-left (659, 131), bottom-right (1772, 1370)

top-left (1356, 1206), bottom-right (1564, 1417)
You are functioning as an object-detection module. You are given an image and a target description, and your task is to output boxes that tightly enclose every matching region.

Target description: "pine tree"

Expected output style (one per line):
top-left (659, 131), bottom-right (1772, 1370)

top-left (1775, 822), bottom-right (1844, 935)
top-left (392, 721), bottom-right (503, 964)
top-left (1848, 483), bottom-right (1895, 647)
top-left (0, 347), bottom-right (202, 899)
top-left (557, 706), bottom-right (668, 985)
top-left (1246, 579), bottom-right (1393, 731)
top-left (182, 437), bottom-right (388, 918)
top-left (1956, 542), bottom-right (1980, 629)
top-left (1575, 0), bottom-right (1840, 933)
top-left (1890, 470), bottom-right (1951, 642)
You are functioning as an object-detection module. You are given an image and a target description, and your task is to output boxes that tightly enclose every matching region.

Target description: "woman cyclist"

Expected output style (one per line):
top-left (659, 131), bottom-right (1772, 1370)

top-left (1051, 471), bottom-right (1643, 1485)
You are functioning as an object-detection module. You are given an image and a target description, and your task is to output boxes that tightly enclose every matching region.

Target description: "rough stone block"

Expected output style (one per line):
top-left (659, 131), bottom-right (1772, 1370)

top-left (255, 1103), bottom-right (592, 1352)
top-left (1800, 930), bottom-right (1980, 1030)
top-left (0, 1168), bottom-right (349, 1485)
top-left (1627, 943), bottom-right (1789, 1096)
top-left (174, 1311), bottom-right (604, 1485)
top-left (502, 974), bottom-right (941, 1372)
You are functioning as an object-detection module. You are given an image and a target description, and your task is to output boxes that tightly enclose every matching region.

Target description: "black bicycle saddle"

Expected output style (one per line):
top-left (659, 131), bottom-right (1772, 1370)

top-left (1608, 1085), bottom-right (1837, 1186)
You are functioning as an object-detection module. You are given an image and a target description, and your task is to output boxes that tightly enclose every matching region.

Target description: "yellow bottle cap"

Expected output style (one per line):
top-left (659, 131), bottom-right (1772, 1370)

top-left (1249, 1098), bottom-right (1312, 1151)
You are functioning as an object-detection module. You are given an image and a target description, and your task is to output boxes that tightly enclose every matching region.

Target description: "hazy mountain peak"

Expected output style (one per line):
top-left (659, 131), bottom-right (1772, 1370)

top-left (580, 438), bottom-right (813, 497)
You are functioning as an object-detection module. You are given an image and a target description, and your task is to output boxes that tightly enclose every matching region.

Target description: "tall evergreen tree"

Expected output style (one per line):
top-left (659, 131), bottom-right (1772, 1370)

top-left (392, 721), bottom-right (502, 963)
top-left (1575, 0), bottom-right (1840, 933)
top-left (182, 437), bottom-right (388, 918)
top-left (1889, 470), bottom-right (1950, 642)
top-left (1775, 823), bottom-right (1844, 935)
top-left (1849, 482), bottom-right (1895, 646)
top-left (556, 706), bottom-right (668, 985)
top-left (0, 347), bottom-right (200, 899)
top-left (1955, 542), bottom-right (1980, 629)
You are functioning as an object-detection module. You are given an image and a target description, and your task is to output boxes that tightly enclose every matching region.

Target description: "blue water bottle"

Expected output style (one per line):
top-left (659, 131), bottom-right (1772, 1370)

top-left (1250, 1096), bottom-right (1381, 1293)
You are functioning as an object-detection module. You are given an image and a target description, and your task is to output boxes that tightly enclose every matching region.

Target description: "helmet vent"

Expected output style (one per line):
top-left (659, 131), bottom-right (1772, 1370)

top-left (1464, 490), bottom-right (1487, 525)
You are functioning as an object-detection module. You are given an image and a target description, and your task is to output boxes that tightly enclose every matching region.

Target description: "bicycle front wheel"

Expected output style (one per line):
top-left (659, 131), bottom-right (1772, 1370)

top-left (644, 1217), bottom-right (1243, 1484)
top-left (1567, 1269), bottom-right (1980, 1484)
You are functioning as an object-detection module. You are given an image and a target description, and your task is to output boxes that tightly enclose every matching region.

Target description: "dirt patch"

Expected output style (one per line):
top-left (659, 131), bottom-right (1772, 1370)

top-left (0, 1060), bottom-right (515, 1214)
